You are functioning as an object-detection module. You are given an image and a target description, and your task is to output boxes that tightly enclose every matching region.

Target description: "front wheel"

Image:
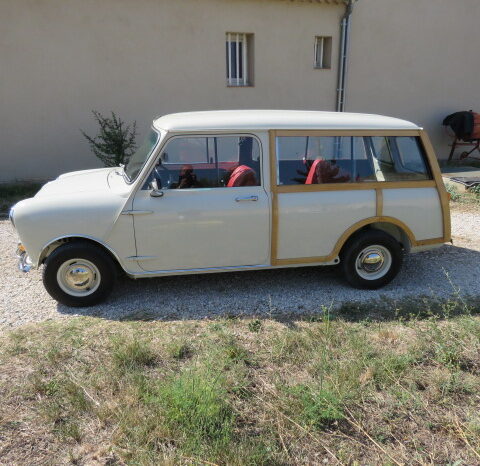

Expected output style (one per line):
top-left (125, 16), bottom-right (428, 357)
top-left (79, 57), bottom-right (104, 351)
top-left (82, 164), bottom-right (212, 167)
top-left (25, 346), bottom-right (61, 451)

top-left (340, 230), bottom-right (403, 289)
top-left (43, 241), bottom-right (116, 307)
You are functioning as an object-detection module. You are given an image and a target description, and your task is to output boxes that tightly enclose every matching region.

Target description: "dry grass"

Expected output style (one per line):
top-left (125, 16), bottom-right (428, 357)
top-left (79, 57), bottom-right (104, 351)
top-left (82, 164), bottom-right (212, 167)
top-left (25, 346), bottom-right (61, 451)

top-left (1, 306), bottom-right (480, 465)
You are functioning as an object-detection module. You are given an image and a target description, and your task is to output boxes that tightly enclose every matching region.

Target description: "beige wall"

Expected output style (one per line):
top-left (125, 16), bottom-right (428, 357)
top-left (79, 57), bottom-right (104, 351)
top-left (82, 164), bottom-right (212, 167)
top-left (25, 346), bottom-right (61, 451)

top-left (347, 0), bottom-right (480, 160)
top-left (2, 0), bottom-right (479, 183)
top-left (0, 0), bottom-right (342, 182)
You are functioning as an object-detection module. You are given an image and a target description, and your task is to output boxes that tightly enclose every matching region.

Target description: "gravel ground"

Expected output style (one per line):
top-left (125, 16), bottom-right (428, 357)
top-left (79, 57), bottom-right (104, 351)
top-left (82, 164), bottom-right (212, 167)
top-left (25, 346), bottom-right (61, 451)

top-left (1, 204), bottom-right (479, 329)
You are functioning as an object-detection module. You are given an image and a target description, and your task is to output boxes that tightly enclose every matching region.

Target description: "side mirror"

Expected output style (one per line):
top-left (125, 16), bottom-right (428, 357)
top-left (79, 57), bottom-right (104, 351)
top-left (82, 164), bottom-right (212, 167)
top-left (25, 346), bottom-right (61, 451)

top-left (149, 178), bottom-right (164, 198)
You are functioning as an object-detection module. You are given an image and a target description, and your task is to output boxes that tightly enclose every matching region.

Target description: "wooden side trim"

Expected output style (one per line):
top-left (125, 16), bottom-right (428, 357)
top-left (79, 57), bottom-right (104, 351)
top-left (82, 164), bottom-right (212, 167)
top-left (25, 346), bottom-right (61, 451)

top-left (276, 180), bottom-right (436, 193)
top-left (376, 189), bottom-right (383, 217)
top-left (269, 130), bottom-right (278, 193)
top-left (274, 129), bottom-right (422, 137)
top-left (274, 216), bottom-right (445, 266)
top-left (414, 237), bottom-right (446, 247)
top-left (269, 130), bottom-right (279, 265)
top-left (419, 131), bottom-right (451, 243)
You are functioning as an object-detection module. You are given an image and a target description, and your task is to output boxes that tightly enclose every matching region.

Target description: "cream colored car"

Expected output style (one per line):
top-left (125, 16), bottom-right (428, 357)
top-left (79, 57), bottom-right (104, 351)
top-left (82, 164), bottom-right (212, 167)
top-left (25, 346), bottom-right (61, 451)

top-left (10, 110), bottom-right (450, 307)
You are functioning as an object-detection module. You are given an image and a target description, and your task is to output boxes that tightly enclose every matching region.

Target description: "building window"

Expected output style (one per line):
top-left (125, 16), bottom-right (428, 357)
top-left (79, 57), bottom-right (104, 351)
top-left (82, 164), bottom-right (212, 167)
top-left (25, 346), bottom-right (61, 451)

top-left (314, 36), bottom-right (332, 69)
top-left (226, 33), bottom-right (253, 86)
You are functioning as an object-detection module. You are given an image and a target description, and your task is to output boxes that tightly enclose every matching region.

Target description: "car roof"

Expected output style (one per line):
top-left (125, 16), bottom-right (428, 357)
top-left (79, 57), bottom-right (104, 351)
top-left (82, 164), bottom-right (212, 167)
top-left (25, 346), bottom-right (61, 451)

top-left (152, 110), bottom-right (421, 132)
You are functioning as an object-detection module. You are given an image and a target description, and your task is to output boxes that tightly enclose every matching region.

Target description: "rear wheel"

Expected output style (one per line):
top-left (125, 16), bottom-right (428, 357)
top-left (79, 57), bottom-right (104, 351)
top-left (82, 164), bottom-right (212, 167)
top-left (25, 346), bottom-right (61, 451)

top-left (43, 241), bottom-right (116, 307)
top-left (341, 230), bottom-right (403, 289)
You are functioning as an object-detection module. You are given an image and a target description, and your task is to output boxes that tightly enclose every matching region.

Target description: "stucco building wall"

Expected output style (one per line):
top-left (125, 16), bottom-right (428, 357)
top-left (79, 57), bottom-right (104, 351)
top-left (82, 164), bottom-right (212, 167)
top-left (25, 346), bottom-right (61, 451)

top-left (347, 0), bottom-right (480, 160)
top-left (1, 0), bottom-right (479, 182)
top-left (0, 0), bottom-right (342, 182)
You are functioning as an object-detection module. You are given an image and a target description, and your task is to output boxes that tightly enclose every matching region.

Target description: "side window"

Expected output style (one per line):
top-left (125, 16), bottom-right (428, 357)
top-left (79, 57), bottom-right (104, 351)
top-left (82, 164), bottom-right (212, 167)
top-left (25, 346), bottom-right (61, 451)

top-left (370, 136), bottom-right (431, 181)
top-left (276, 136), bottom-right (375, 185)
top-left (147, 136), bottom-right (261, 189)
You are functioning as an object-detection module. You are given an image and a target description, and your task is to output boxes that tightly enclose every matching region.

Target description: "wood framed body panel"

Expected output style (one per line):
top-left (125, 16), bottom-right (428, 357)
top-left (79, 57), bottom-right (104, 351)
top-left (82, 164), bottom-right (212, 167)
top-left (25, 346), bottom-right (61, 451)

top-left (419, 131), bottom-right (451, 243)
top-left (276, 180), bottom-right (436, 193)
top-left (268, 128), bottom-right (450, 267)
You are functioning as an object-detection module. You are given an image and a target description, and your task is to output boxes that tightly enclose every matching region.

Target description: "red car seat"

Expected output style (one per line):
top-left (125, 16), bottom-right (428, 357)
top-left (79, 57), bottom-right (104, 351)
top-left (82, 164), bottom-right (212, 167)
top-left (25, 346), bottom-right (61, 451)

top-left (227, 165), bottom-right (257, 187)
top-left (305, 158), bottom-right (350, 184)
top-left (305, 159), bottom-right (324, 184)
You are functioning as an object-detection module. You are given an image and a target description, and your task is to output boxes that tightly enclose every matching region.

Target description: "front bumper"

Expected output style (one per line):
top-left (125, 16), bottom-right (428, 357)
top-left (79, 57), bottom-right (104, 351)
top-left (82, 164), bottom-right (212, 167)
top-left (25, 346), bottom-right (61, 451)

top-left (16, 244), bottom-right (33, 273)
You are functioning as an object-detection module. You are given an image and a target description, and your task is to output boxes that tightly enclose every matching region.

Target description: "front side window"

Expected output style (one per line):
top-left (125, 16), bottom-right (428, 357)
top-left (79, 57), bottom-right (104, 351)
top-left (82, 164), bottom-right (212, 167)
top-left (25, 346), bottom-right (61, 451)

top-left (276, 135), bottom-right (431, 185)
top-left (124, 129), bottom-right (160, 182)
top-left (146, 135), bottom-right (261, 189)
top-left (277, 136), bottom-right (375, 185)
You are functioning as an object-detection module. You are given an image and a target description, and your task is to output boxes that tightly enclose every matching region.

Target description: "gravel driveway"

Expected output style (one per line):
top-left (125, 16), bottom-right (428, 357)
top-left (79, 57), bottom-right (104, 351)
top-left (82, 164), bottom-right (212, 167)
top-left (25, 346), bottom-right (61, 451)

top-left (1, 205), bottom-right (479, 329)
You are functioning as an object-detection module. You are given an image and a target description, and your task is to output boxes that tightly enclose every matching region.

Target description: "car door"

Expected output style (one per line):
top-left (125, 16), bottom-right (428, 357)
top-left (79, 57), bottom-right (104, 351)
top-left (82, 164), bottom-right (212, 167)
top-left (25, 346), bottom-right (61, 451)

top-left (132, 134), bottom-right (270, 272)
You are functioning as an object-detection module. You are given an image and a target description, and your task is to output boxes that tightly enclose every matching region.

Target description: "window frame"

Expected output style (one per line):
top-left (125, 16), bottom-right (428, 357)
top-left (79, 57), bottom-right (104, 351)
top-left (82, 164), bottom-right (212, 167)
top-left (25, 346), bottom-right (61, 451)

top-left (269, 129), bottom-right (436, 192)
top-left (314, 36), bottom-right (333, 70)
top-left (143, 133), bottom-right (264, 190)
top-left (226, 32), bottom-right (253, 87)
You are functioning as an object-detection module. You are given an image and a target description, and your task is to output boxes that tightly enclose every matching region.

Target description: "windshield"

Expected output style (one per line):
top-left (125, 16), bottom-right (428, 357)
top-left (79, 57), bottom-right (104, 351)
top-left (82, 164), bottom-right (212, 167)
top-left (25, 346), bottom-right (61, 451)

top-left (124, 129), bottom-right (160, 182)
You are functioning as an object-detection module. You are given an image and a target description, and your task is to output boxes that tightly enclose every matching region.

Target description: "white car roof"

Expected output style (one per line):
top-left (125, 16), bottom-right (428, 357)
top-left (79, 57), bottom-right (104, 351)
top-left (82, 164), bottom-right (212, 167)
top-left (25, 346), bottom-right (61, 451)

top-left (153, 110), bottom-right (421, 132)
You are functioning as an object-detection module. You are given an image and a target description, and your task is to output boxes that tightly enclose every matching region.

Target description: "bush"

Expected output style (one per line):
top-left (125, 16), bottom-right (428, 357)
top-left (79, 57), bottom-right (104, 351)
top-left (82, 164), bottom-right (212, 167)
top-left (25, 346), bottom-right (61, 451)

top-left (445, 183), bottom-right (461, 201)
top-left (82, 111), bottom-right (137, 167)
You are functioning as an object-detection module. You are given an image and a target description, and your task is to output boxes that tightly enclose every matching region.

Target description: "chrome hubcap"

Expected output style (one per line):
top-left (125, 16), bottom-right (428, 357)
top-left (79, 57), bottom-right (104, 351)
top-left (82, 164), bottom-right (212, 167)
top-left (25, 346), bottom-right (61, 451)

top-left (355, 245), bottom-right (392, 280)
top-left (57, 259), bottom-right (101, 297)
top-left (361, 252), bottom-right (384, 272)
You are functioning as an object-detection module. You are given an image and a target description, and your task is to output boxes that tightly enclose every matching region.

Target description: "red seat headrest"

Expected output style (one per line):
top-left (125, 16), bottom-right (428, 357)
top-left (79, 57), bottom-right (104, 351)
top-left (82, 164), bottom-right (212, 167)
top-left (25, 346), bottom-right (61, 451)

top-left (305, 158), bottom-right (351, 184)
top-left (305, 159), bottom-right (323, 184)
top-left (227, 165), bottom-right (257, 187)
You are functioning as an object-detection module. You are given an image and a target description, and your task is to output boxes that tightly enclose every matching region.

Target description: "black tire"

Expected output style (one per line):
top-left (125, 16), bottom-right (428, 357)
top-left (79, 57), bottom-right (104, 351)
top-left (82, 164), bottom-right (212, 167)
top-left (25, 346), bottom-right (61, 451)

top-left (43, 241), bottom-right (116, 307)
top-left (340, 230), bottom-right (403, 290)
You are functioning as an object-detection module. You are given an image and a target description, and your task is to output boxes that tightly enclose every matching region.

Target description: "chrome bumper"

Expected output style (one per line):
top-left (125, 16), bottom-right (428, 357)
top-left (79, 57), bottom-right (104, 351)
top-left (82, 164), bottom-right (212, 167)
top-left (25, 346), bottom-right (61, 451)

top-left (16, 244), bottom-right (32, 273)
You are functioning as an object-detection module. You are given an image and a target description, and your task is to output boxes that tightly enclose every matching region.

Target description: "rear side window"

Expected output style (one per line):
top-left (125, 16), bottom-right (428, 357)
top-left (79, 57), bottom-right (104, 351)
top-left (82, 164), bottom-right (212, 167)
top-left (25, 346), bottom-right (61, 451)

top-left (370, 136), bottom-right (431, 181)
top-left (276, 136), bottom-right (375, 185)
top-left (146, 135), bottom-right (261, 189)
top-left (276, 135), bottom-right (431, 185)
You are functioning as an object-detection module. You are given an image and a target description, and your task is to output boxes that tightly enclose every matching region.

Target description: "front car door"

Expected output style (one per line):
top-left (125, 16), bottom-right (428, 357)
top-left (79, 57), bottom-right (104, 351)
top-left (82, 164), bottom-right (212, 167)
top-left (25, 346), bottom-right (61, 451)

top-left (132, 134), bottom-right (270, 272)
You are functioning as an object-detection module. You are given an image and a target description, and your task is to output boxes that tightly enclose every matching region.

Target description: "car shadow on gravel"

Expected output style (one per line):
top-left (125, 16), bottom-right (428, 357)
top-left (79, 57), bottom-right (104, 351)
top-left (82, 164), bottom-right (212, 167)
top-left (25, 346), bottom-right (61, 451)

top-left (54, 244), bottom-right (480, 324)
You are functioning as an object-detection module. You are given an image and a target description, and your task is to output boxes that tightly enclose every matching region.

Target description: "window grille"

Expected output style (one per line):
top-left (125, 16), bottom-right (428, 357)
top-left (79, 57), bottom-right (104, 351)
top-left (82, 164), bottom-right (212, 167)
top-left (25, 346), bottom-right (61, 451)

top-left (314, 36), bottom-right (332, 69)
top-left (226, 33), bottom-right (251, 86)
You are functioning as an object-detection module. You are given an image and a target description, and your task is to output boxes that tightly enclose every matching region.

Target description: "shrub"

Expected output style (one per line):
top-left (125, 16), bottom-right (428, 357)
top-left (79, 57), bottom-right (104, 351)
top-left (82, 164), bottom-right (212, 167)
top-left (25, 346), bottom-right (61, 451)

top-left (82, 110), bottom-right (137, 167)
top-left (445, 183), bottom-right (461, 201)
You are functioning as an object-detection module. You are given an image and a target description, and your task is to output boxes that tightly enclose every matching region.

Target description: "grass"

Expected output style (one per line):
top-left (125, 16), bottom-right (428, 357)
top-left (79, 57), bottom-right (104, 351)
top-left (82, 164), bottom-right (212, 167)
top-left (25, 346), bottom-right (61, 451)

top-left (0, 182), bottom-right (42, 212)
top-left (1, 301), bottom-right (480, 464)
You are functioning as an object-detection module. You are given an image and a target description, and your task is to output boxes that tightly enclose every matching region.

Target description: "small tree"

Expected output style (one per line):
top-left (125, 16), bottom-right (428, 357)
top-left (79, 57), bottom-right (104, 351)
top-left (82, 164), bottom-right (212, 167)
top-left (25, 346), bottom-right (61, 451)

top-left (82, 111), bottom-right (137, 167)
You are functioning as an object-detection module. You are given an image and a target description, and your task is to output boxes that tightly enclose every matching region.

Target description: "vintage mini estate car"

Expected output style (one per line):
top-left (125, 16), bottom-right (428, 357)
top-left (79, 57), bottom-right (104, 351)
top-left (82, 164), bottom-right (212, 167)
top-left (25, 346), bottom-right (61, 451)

top-left (10, 110), bottom-right (451, 306)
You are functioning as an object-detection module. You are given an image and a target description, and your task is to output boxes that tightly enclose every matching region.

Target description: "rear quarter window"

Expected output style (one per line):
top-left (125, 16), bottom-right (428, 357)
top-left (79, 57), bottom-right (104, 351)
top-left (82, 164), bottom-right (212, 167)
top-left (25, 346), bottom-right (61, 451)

top-left (369, 136), bottom-right (431, 182)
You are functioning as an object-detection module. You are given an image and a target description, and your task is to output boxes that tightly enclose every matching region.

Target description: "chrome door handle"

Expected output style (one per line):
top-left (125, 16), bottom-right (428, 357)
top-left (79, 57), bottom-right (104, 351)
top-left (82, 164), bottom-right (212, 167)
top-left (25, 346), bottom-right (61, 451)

top-left (235, 195), bottom-right (258, 202)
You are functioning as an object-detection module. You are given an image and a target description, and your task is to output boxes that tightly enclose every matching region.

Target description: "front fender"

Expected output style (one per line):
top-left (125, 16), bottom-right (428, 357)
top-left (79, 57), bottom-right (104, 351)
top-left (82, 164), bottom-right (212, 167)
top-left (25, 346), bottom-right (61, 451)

top-left (12, 192), bottom-right (135, 267)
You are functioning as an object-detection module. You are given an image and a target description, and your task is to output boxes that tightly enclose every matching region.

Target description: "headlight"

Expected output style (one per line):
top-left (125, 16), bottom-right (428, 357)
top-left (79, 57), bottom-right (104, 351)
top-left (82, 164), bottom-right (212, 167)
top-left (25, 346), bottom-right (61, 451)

top-left (9, 207), bottom-right (15, 228)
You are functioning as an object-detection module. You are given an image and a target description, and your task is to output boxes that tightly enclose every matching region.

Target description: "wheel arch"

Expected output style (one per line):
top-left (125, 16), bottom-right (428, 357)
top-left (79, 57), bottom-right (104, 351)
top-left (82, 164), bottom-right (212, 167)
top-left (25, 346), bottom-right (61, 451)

top-left (336, 216), bottom-right (416, 257)
top-left (39, 235), bottom-right (124, 270)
